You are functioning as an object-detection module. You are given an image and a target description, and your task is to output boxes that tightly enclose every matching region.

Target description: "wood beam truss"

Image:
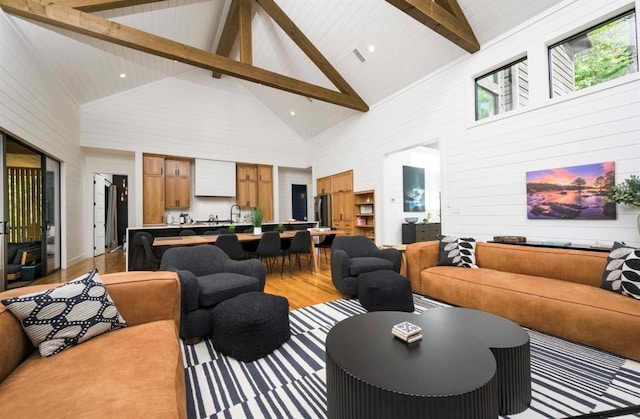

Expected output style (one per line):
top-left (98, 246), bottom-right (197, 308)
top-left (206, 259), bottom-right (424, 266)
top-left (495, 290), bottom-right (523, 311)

top-left (0, 0), bottom-right (480, 111)
top-left (0, 0), bottom-right (369, 111)
top-left (385, 0), bottom-right (479, 53)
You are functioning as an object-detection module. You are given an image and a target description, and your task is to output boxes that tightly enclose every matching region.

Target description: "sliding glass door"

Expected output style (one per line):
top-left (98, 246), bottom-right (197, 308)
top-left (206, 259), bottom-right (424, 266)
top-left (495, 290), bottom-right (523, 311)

top-left (0, 133), bottom-right (60, 292)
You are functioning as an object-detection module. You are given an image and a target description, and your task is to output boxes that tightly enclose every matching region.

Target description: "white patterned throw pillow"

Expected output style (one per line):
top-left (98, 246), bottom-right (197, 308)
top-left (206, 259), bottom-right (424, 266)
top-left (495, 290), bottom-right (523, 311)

top-left (1, 269), bottom-right (127, 357)
top-left (437, 235), bottom-right (478, 268)
top-left (601, 241), bottom-right (640, 300)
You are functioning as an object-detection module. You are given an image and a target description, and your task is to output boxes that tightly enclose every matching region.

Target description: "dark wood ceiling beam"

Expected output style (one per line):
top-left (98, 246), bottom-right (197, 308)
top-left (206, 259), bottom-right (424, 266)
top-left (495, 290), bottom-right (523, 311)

top-left (53, 0), bottom-right (165, 13)
top-left (212, 0), bottom-right (239, 78)
top-left (255, 0), bottom-right (363, 101)
top-left (238, 0), bottom-right (251, 65)
top-left (385, 0), bottom-right (479, 53)
top-left (0, 0), bottom-right (369, 111)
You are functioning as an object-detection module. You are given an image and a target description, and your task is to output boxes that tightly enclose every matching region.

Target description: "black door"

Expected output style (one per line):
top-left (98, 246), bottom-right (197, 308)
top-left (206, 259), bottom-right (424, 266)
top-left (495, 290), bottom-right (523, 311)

top-left (291, 184), bottom-right (307, 221)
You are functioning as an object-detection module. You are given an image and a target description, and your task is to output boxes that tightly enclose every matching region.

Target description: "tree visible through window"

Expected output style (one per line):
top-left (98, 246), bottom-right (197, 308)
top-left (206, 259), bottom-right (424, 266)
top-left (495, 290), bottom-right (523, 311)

top-left (550, 10), bottom-right (637, 97)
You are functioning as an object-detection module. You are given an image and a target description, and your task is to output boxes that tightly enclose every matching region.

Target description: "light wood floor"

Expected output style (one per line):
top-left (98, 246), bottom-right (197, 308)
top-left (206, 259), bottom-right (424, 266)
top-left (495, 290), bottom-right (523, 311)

top-left (34, 250), bottom-right (344, 310)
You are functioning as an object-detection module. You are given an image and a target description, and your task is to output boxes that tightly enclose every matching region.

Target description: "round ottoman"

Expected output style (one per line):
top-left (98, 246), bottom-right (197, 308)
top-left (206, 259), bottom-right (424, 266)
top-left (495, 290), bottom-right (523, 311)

top-left (211, 291), bottom-right (291, 361)
top-left (357, 270), bottom-right (414, 312)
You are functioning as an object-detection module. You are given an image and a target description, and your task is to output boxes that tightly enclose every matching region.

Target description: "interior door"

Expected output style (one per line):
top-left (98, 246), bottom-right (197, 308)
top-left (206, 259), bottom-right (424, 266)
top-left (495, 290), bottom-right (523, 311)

top-left (93, 174), bottom-right (106, 256)
top-left (292, 184), bottom-right (308, 221)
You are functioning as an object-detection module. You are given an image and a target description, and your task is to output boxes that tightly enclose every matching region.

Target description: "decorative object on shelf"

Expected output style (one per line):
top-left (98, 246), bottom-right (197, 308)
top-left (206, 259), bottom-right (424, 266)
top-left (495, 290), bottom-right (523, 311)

top-left (607, 174), bottom-right (640, 234)
top-left (404, 217), bottom-right (418, 223)
top-left (357, 216), bottom-right (367, 226)
top-left (493, 236), bottom-right (527, 243)
top-left (403, 165), bottom-right (425, 212)
top-left (251, 207), bottom-right (264, 235)
top-left (526, 161), bottom-right (616, 220)
top-left (360, 204), bottom-right (373, 214)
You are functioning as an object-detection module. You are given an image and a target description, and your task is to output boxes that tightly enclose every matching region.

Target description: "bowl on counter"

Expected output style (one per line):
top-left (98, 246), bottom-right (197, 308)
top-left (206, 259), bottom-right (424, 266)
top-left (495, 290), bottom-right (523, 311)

top-left (404, 217), bottom-right (419, 223)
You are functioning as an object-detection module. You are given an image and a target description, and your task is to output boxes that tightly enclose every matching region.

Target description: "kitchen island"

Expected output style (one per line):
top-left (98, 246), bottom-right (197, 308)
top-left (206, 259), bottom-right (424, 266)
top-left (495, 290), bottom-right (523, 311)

top-left (126, 221), bottom-right (318, 271)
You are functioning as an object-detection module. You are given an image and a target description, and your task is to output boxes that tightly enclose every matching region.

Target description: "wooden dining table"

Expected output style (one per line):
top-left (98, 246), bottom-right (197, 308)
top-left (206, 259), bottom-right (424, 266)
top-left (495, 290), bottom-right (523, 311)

top-left (153, 230), bottom-right (337, 272)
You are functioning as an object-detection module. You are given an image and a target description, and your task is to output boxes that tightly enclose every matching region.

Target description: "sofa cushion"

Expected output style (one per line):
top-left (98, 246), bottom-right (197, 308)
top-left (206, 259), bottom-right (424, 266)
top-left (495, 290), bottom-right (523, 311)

top-left (1, 269), bottom-right (127, 357)
top-left (438, 235), bottom-right (478, 268)
top-left (349, 257), bottom-right (395, 276)
top-left (0, 320), bottom-right (184, 418)
top-left (601, 241), bottom-right (640, 300)
top-left (196, 273), bottom-right (260, 307)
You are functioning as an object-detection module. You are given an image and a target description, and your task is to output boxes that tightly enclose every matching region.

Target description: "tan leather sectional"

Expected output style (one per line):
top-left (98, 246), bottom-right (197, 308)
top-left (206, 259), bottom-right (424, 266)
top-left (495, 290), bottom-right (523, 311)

top-left (406, 241), bottom-right (640, 361)
top-left (0, 271), bottom-right (186, 418)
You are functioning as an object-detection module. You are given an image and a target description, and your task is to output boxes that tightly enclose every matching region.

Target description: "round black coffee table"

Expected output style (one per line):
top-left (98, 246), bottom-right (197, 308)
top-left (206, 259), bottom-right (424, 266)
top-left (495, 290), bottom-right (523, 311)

top-left (422, 307), bottom-right (531, 414)
top-left (325, 311), bottom-right (499, 419)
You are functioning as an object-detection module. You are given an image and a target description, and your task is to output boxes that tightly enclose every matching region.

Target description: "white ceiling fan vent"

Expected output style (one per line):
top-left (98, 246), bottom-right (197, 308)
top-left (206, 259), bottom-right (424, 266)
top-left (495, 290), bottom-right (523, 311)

top-left (352, 48), bottom-right (366, 63)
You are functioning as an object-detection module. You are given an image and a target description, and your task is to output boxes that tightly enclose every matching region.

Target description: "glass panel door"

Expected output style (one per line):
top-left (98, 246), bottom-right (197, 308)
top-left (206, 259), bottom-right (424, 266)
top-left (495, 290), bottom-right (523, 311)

top-left (5, 136), bottom-right (43, 289)
top-left (0, 134), bottom-right (5, 292)
top-left (45, 157), bottom-right (60, 273)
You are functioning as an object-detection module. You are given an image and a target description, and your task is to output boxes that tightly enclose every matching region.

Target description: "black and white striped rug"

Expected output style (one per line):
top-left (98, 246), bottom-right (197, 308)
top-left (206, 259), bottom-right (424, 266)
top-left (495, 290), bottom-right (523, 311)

top-left (181, 295), bottom-right (640, 418)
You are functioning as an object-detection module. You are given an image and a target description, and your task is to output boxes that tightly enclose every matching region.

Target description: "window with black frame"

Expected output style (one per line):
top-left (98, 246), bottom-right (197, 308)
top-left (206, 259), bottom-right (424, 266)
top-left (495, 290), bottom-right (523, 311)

top-left (475, 57), bottom-right (529, 121)
top-left (549, 9), bottom-right (638, 98)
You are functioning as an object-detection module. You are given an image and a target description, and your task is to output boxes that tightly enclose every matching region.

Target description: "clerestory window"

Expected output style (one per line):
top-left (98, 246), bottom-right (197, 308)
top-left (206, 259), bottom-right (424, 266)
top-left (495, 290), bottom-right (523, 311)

top-left (549, 10), bottom-right (638, 98)
top-left (475, 58), bottom-right (529, 121)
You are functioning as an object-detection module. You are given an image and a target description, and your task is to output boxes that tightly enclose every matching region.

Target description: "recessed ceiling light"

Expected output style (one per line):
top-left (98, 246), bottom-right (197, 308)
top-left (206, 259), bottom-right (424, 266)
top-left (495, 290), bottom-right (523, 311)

top-left (368, 45), bottom-right (375, 53)
top-left (290, 111), bottom-right (296, 116)
top-left (119, 73), bottom-right (127, 78)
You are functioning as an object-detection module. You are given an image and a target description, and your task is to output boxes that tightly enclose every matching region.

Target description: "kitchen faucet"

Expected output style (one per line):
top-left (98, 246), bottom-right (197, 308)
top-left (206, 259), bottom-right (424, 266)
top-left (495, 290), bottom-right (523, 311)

top-left (230, 204), bottom-right (241, 223)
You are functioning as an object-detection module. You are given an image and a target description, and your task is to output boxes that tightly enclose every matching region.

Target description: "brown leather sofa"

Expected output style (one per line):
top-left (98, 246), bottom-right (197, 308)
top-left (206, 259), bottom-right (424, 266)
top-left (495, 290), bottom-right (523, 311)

top-left (406, 241), bottom-right (640, 362)
top-left (0, 271), bottom-right (187, 418)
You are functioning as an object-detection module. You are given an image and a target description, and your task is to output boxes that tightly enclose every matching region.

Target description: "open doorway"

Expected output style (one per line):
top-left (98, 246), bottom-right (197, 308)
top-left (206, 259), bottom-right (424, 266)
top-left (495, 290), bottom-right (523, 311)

top-left (93, 173), bottom-right (128, 256)
top-left (383, 142), bottom-right (441, 244)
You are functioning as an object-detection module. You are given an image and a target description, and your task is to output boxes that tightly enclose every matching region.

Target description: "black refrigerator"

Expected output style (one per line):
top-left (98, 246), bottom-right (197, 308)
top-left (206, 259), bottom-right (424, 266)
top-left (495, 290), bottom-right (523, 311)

top-left (314, 194), bottom-right (332, 228)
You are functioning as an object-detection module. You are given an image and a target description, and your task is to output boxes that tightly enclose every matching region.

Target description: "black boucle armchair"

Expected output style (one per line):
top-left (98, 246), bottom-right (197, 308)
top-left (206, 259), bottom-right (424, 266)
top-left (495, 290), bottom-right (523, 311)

top-left (330, 235), bottom-right (401, 296)
top-left (160, 244), bottom-right (266, 343)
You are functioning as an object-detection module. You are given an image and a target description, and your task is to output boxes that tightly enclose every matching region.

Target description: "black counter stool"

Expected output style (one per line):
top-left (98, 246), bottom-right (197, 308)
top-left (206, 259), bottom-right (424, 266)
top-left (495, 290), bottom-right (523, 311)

top-left (211, 291), bottom-right (291, 361)
top-left (357, 270), bottom-right (414, 312)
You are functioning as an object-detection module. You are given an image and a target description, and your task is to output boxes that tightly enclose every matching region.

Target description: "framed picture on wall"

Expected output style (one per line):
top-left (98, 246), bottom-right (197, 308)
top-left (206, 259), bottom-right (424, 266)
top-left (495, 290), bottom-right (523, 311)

top-left (403, 165), bottom-right (425, 212)
top-left (526, 161), bottom-right (616, 219)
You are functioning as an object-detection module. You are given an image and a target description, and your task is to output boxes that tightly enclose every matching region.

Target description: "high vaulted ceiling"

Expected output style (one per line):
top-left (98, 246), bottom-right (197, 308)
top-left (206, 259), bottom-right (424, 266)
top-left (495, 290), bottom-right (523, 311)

top-left (1, 0), bottom-right (561, 139)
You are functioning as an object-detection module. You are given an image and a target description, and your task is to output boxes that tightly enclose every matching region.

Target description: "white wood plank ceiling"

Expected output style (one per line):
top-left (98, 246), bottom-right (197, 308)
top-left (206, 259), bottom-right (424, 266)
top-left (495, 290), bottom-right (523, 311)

top-left (4, 0), bottom-right (562, 139)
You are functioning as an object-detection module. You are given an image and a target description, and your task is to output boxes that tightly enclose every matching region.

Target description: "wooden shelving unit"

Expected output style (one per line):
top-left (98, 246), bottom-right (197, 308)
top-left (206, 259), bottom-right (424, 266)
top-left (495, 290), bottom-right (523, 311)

top-left (354, 189), bottom-right (375, 240)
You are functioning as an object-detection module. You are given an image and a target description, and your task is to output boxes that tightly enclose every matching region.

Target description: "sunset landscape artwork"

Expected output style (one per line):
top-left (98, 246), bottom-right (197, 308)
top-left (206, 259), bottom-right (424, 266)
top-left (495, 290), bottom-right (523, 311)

top-left (526, 162), bottom-right (616, 219)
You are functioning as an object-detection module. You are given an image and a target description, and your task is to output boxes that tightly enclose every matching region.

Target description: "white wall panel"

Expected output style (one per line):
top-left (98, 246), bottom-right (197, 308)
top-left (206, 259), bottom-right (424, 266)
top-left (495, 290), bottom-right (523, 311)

top-left (80, 70), bottom-right (306, 167)
top-left (0, 12), bottom-right (85, 268)
top-left (308, 0), bottom-right (640, 247)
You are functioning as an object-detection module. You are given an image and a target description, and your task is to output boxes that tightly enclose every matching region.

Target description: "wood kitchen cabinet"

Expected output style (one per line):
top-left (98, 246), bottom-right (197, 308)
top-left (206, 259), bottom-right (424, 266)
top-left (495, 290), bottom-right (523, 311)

top-left (165, 159), bottom-right (191, 209)
top-left (317, 176), bottom-right (331, 195)
top-left (329, 170), bottom-right (354, 236)
top-left (236, 164), bottom-right (258, 207)
top-left (236, 163), bottom-right (273, 221)
top-left (143, 155), bottom-right (165, 224)
top-left (257, 165), bottom-right (274, 222)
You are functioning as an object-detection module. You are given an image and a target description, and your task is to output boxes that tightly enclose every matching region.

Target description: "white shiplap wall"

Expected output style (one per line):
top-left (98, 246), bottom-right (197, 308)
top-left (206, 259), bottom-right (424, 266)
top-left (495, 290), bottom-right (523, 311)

top-left (80, 69), bottom-right (307, 167)
top-left (80, 69), bottom-right (310, 227)
top-left (309, 0), bottom-right (640, 247)
top-left (0, 11), bottom-right (86, 268)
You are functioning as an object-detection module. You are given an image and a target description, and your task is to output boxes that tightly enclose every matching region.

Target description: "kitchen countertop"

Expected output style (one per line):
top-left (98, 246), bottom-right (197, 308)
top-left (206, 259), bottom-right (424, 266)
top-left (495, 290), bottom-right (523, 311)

top-left (138, 221), bottom-right (317, 229)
